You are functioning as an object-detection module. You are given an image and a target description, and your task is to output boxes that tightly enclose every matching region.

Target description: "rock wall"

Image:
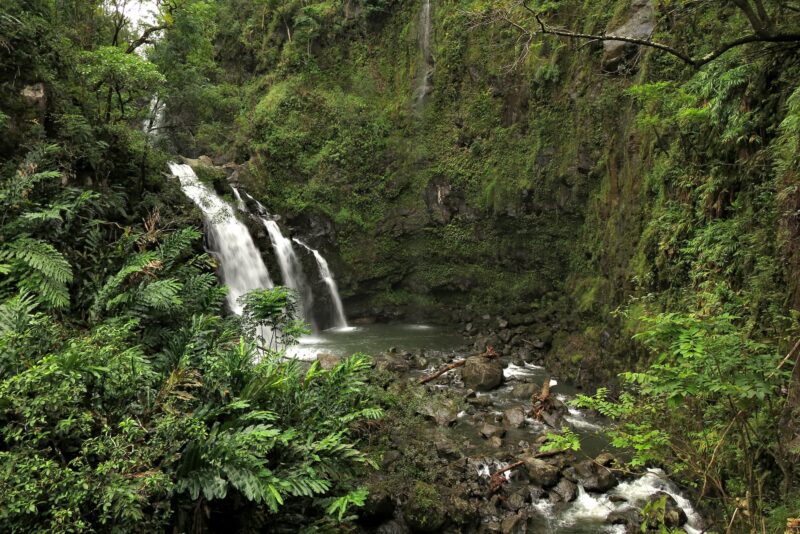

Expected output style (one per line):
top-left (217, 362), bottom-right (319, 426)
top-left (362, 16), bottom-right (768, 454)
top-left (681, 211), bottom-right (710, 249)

top-left (194, 0), bottom-right (800, 385)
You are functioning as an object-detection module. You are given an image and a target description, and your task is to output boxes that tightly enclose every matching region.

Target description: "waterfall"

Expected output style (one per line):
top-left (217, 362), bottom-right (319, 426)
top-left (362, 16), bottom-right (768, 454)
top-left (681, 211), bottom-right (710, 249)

top-left (231, 186), bottom-right (246, 212)
top-left (169, 163), bottom-right (273, 314)
top-left (264, 220), bottom-right (316, 328)
top-left (415, 0), bottom-right (434, 108)
top-left (294, 239), bottom-right (348, 329)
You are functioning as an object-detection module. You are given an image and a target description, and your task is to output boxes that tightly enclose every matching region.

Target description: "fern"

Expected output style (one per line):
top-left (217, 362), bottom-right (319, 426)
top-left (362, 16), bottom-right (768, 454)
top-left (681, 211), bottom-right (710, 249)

top-left (1, 236), bottom-right (73, 308)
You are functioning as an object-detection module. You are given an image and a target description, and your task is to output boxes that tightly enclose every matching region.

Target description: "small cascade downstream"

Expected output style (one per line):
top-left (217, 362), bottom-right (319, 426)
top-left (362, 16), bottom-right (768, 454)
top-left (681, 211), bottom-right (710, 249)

top-left (169, 163), bottom-right (273, 314)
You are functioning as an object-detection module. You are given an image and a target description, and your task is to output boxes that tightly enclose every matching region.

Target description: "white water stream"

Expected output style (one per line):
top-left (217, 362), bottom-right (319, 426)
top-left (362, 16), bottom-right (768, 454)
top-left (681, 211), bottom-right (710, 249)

top-left (415, 0), bottom-right (434, 107)
top-left (294, 238), bottom-right (348, 329)
top-left (169, 163), bottom-right (273, 314)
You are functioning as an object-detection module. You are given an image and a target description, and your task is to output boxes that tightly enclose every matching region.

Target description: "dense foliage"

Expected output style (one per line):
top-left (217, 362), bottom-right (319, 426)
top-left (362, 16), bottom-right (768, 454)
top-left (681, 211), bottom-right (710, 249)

top-left (4, 0), bottom-right (800, 532)
top-left (0, 1), bottom-right (380, 531)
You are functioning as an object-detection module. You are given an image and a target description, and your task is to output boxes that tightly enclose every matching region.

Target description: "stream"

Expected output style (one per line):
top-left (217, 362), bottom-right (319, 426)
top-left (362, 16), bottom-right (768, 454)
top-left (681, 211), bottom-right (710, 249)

top-left (293, 323), bottom-right (705, 534)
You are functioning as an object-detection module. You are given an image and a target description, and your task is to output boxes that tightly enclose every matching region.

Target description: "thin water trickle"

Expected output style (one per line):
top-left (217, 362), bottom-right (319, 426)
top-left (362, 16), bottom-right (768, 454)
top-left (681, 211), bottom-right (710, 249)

top-left (415, 0), bottom-right (434, 108)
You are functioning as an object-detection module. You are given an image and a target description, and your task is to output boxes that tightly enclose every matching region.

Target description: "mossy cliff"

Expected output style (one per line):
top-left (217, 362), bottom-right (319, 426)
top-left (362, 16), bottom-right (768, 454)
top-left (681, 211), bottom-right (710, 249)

top-left (172, 0), bottom-right (800, 383)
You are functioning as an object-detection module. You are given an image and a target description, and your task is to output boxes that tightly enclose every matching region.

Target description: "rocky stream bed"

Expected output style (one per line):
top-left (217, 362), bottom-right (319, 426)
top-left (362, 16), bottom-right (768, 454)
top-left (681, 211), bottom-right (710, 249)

top-left (293, 324), bottom-right (706, 534)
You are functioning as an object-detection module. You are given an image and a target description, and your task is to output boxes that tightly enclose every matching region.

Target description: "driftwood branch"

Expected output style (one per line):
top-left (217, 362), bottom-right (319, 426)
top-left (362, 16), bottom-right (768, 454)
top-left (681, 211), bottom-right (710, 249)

top-left (515, 0), bottom-right (800, 68)
top-left (418, 346), bottom-right (499, 384)
top-left (490, 460), bottom-right (524, 491)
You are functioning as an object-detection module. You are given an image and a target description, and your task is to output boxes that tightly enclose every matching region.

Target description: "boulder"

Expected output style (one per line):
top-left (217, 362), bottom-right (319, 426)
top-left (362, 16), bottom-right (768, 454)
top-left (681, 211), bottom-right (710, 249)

top-left (552, 478), bottom-right (577, 502)
top-left (316, 352), bottom-right (342, 370)
top-left (606, 506), bottom-right (641, 528)
top-left (602, 0), bottom-right (656, 71)
top-left (480, 423), bottom-right (505, 439)
top-left (503, 491), bottom-right (527, 512)
top-left (375, 353), bottom-right (410, 373)
top-left (563, 459), bottom-right (617, 492)
top-left (501, 512), bottom-right (528, 534)
top-left (417, 398), bottom-right (459, 426)
top-left (376, 520), bottom-right (410, 534)
top-left (511, 383), bottom-right (539, 400)
top-left (522, 457), bottom-right (559, 487)
top-left (503, 406), bottom-right (526, 429)
top-left (462, 356), bottom-right (504, 391)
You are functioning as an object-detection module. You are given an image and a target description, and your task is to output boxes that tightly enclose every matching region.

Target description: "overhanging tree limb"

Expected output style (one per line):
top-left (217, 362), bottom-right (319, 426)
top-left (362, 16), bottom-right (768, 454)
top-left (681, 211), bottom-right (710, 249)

top-left (518, 1), bottom-right (800, 68)
top-left (126, 24), bottom-right (168, 54)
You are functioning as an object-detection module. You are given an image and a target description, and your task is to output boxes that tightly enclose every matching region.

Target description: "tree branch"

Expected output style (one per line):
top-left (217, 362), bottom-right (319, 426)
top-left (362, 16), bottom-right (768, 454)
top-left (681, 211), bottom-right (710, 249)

top-left (516, 1), bottom-right (800, 68)
top-left (126, 24), bottom-right (168, 54)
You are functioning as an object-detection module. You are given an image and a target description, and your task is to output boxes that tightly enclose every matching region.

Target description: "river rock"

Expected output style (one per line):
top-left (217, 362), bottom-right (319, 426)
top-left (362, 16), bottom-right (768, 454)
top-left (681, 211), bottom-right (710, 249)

top-left (606, 506), bottom-right (641, 529)
top-left (511, 383), bottom-right (539, 399)
top-left (552, 478), bottom-right (577, 502)
top-left (375, 353), bottom-right (410, 373)
top-left (602, 0), bottom-right (656, 71)
top-left (563, 459), bottom-right (617, 492)
top-left (502, 406), bottom-right (526, 429)
top-left (480, 423), bottom-right (505, 439)
top-left (316, 352), bottom-right (342, 370)
top-left (462, 356), bottom-right (504, 391)
top-left (522, 457), bottom-right (559, 487)
top-left (376, 520), bottom-right (410, 534)
top-left (504, 491), bottom-right (527, 512)
top-left (501, 512), bottom-right (528, 534)
top-left (417, 398), bottom-right (459, 426)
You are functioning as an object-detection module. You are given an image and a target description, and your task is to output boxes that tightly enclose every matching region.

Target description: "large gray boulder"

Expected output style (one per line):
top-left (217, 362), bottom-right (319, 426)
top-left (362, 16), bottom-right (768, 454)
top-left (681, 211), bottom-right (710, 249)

top-left (522, 457), bottom-right (559, 487)
top-left (563, 459), bottom-right (617, 492)
top-left (602, 0), bottom-right (656, 71)
top-left (462, 356), bottom-right (504, 391)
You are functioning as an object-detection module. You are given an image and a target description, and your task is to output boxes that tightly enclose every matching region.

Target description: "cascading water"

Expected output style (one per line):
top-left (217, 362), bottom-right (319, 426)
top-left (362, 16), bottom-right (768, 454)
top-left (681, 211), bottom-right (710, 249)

top-left (294, 238), bottom-right (348, 329)
top-left (169, 163), bottom-right (273, 314)
top-left (231, 186), bottom-right (246, 212)
top-left (264, 220), bottom-right (316, 329)
top-left (414, 0), bottom-right (434, 108)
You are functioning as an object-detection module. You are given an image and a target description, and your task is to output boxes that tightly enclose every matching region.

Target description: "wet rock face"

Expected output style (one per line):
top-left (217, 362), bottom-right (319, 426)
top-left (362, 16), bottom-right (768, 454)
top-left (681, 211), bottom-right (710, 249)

top-left (602, 0), bottom-right (656, 71)
top-left (462, 356), bottom-right (504, 391)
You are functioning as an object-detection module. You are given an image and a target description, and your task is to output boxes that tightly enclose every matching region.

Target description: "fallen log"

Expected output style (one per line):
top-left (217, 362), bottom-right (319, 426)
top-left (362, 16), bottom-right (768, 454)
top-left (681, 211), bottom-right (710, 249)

top-left (418, 346), bottom-right (499, 384)
top-left (490, 460), bottom-right (524, 492)
top-left (419, 359), bottom-right (465, 384)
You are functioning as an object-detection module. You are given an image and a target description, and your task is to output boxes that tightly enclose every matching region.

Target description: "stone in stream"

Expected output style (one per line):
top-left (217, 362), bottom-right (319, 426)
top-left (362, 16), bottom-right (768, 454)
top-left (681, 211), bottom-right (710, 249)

top-left (417, 398), bottom-right (459, 426)
top-left (511, 383), bottom-right (539, 400)
top-left (606, 506), bottom-right (641, 529)
top-left (551, 478), bottom-right (577, 502)
top-left (502, 406), bottom-right (526, 429)
top-left (522, 456), bottom-right (559, 487)
top-left (462, 356), bottom-right (504, 391)
top-left (480, 423), bottom-right (505, 439)
top-left (563, 459), bottom-right (617, 492)
top-left (375, 353), bottom-right (410, 373)
top-left (500, 512), bottom-right (528, 534)
top-left (503, 490), bottom-right (528, 511)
